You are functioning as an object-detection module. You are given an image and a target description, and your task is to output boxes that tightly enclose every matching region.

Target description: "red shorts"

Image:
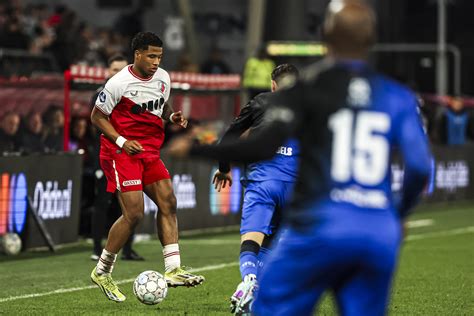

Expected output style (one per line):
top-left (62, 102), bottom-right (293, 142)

top-left (100, 156), bottom-right (171, 193)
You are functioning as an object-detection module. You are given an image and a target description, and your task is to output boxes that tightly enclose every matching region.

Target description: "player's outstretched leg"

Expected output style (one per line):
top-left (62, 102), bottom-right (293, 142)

top-left (164, 265), bottom-right (205, 287)
top-left (231, 274), bottom-right (257, 315)
top-left (230, 235), bottom-right (263, 313)
top-left (144, 177), bottom-right (205, 287)
top-left (90, 266), bottom-right (126, 302)
top-left (90, 191), bottom-right (145, 302)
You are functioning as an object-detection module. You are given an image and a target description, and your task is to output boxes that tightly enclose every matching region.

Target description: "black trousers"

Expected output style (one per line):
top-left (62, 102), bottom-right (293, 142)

top-left (91, 175), bottom-right (134, 255)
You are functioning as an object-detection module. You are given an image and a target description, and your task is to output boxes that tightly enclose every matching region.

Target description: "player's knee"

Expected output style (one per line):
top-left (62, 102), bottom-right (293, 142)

top-left (124, 210), bottom-right (144, 227)
top-left (160, 193), bottom-right (177, 215)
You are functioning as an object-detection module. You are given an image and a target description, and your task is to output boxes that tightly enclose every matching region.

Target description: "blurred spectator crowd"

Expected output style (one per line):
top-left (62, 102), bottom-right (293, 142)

top-left (0, 0), bottom-right (235, 74)
top-left (0, 0), bottom-right (133, 71)
top-left (0, 105), bottom-right (67, 154)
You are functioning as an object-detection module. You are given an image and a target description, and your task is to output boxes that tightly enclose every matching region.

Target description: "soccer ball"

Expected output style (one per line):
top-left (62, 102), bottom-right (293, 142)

top-left (1, 233), bottom-right (22, 255)
top-left (133, 270), bottom-right (168, 305)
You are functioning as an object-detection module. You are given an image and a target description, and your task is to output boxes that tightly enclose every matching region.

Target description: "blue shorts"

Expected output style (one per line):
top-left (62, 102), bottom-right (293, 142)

top-left (253, 205), bottom-right (402, 316)
top-left (240, 180), bottom-right (294, 236)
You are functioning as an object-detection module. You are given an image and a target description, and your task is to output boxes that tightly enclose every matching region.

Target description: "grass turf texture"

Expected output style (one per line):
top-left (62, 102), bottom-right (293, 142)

top-left (0, 202), bottom-right (472, 315)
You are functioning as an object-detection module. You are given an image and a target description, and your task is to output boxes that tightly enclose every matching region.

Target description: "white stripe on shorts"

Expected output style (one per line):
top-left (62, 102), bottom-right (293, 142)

top-left (112, 160), bottom-right (121, 191)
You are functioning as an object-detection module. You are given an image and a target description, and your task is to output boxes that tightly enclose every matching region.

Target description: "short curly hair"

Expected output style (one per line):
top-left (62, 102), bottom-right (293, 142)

top-left (131, 32), bottom-right (163, 52)
top-left (271, 64), bottom-right (299, 85)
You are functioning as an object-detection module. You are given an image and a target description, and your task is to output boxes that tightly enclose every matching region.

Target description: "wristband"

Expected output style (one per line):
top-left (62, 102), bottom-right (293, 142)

top-left (169, 112), bottom-right (177, 123)
top-left (115, 136), bottom-right (127, 148)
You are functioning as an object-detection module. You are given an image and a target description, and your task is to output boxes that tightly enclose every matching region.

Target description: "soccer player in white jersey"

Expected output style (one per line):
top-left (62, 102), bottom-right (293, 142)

top-left (90, 32), bottom-right (204, 302)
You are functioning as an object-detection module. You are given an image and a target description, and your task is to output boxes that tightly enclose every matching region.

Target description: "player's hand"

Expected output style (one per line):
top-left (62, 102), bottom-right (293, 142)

top-left (212, 170), bottom-right (233, 192)
top-left (123, 140), bottom-right (144, 155)
top-left (170, 111), bottom-right (188, 128)
top-left (166, 135), bottom-right (193, 158)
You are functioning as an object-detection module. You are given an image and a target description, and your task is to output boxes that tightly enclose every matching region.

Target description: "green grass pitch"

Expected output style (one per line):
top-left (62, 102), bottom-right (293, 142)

top-left (0, 202), bottom-right (473, 315)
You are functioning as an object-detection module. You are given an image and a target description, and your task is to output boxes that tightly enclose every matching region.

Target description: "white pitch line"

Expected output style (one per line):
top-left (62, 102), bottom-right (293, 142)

top-left (1, 226), bottom-right (473, 303)
top-left (0, 262), bottom-right (238, 303)
top-left (406, 226), bottom-right (474, 241)
top-left (406, 219), bottom-right (435, 228)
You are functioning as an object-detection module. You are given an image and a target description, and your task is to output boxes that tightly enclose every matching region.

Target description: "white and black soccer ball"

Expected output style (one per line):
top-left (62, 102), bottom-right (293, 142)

top-left (133, 270), bottom-right (168, 305)
top-left (1, 233), bottom-right (22, 256)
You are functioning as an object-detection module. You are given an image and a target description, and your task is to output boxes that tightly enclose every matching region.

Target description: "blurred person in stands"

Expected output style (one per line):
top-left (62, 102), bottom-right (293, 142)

top-left (47, 4), bottom-right (66, 28)
top-left (50, 9), bottom-right (83, 70)
top-left (176, 52), bottom-right (199, 73)
top-left (70, 116), bottom-right (97, 238)
top-left (19, 110), bottom-right (45, 153)
top-left (0, 111), bottom-right (21, 153)
top-left (22, 3), bottom-right (49, 38)
top-left (201, 47), bottom-right (231, 74)
top-left (114, 6), bottom-right (144, 39)
top-left (69, 116), bottom-right (91, 153)
top-left (89, 54), bottom-right (144, 262)
top-left (0, 16), bottom-right (29, 49)
top-left (242, 46), bottom-right (275, 99)
top-left (29, 25), bottom-right (54, 55)
top-left (90, 32), bottom-right (204, 303)
top-left (433, 97), bottom-right (469, 145)
top-left (42, 105), bottom-right (64, 152)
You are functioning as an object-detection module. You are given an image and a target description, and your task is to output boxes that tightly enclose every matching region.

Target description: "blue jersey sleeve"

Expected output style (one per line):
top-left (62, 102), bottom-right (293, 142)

top-left (395, 93), bottom-right (433, 217)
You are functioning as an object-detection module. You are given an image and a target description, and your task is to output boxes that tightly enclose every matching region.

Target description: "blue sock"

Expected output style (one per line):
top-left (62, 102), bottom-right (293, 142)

top-left (257, 247), bottom-right (270, 277)
top-left (239, 240), bottom-right (260, 280)
top-left (239, 251), bottom-right (258, 280)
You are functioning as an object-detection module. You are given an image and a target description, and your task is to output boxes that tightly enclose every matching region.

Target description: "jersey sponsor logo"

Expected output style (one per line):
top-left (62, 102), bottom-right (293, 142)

top-left (33, 180), bottom-right (73, 220)
top-left (131, 97), bottom-right (165, 114)
top-left (130, 90), bottom-right (138, 96)
top-left (0, 173), bottom-right (28, 234)
top-left (122, 180), bottom-right (141, 186)
top-left (330, 186), bottom-right (388, 208)
top-left (209, 167), bottom-right (242, 215)
top-left (98, 91), bottom-right (106, 103)
top-left (276, 146), bottom-right (293, 156)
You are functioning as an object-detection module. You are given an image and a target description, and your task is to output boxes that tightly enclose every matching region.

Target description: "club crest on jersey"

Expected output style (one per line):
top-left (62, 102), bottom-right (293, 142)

top-left (158, 81), bottom-right (166, 93)
top-left (98, 91), bottom-right (106, 103)
top-left (347, 78), bottom-right (371, 107)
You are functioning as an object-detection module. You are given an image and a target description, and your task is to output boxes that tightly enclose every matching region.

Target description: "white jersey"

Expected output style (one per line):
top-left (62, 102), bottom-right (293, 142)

top-left (94, 65), bottom-right (171, 159)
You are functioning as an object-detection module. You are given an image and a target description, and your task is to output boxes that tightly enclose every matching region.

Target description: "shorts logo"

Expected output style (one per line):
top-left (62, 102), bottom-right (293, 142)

top-left (99, 91), bottom-right (106, 103)
top-left (122, 180), bottom-right (141, 186)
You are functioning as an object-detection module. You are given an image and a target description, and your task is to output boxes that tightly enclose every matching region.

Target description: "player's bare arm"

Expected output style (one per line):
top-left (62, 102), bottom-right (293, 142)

top-left (91, 107), bottom-right (144, 155)
top-left (162, 102), bottom-right (188, 128)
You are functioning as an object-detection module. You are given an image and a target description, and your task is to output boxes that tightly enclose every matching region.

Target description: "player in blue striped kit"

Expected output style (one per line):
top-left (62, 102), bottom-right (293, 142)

top-left (169, 1), bottom-right (433, 315)
top-left (212, 64), bottom-right (299, 314)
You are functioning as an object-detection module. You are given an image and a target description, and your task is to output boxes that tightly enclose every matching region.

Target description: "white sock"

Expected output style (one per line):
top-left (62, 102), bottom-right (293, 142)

top-left (96, 249), bottom-right (117, 275)
top-left (163, 243), bottom-right (181, 272)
